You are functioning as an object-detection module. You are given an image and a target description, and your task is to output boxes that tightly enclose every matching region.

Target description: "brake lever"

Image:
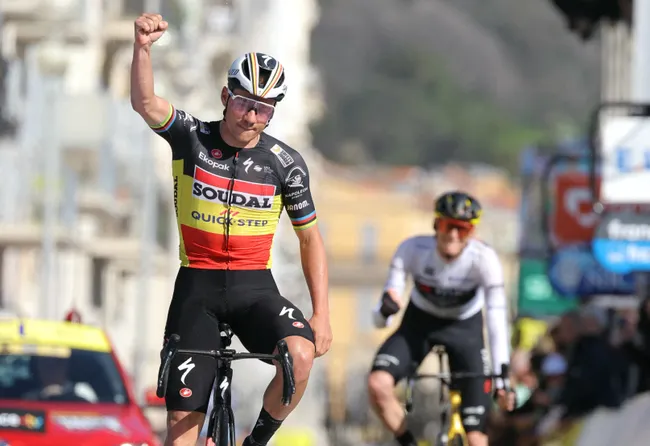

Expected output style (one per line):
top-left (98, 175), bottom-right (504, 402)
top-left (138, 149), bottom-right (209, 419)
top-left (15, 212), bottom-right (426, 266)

top-left (156, 334), bottom-right (180, 398)
top-left (500, 364), bottom-right (511, 392)
top-left (276, 340), bottom-right (296, 406)
top-left (405, 378), bottom-right (415, 413)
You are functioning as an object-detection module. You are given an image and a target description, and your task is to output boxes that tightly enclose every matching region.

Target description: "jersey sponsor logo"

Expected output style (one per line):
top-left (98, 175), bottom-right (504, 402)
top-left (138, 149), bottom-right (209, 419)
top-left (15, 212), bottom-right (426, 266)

top-left (415, 280), bottom-right (478, 308)
top-left (285, 187), bottom-right (308, 200)
top-left (191, 211), bottom-right (269, 227)
top-left (286, 166), bottom-right (306, 188)
top-left (211, 149), bottom-right (223, 159)
top-left (243, 157), bottom-right (254, 173)
top-left (199, 152), bottom-right (229, 171)
top-left (285, 200), bottom-right (309, 211)
top-left (192, 166), bottom-right (276, 210)
top-left (173, 176), bottom-right (179, 217)
top-left (270, 144), bottom-right (294, 167)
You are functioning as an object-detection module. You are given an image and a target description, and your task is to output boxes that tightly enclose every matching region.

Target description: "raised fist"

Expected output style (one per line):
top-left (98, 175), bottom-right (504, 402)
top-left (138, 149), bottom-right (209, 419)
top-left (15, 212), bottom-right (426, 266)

top-left (134, 13), bottom-right (168, 47)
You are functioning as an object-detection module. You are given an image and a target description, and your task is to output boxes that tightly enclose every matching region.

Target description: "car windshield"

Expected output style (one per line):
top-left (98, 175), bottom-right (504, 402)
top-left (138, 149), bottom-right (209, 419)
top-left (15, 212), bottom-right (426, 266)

top-left (0, 347), bottom-right (129, 404)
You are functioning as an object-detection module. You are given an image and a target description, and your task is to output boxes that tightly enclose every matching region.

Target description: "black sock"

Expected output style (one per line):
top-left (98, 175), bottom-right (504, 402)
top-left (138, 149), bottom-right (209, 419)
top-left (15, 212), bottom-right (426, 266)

top-left (396, 430), bottom-right (417, 446)
top-left (243, 408), bottom-right (283, 446)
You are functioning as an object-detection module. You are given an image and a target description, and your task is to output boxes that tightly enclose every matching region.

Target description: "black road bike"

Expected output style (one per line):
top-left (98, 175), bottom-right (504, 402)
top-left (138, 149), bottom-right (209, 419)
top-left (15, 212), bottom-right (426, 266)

top-left (156, 323), bottom-right (296, 445)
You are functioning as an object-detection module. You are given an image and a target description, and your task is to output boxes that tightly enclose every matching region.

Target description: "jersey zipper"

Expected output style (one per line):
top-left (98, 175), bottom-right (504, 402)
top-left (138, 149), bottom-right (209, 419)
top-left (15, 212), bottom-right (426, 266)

top-left (223, 151), bottom-right (239, 268)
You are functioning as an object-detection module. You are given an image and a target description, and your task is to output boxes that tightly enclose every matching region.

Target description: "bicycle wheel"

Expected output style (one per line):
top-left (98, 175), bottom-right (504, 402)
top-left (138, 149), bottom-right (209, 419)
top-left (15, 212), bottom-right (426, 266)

top-left (447, 434), bottom-right (465, 446)
top-left (435, 432), bottom-right (448, 446)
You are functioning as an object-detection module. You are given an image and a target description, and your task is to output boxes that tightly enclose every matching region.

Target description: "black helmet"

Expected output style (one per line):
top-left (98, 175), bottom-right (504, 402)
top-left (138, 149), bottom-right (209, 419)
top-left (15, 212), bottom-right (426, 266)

top-left (434, 191), bottom-right (482, 224)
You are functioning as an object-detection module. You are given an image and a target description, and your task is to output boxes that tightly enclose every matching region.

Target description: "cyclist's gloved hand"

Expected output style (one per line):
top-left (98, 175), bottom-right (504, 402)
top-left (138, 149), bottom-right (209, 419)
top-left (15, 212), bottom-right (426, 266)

top-left (492, 375), bottom-right (516, 412)
top-left (379, 292), bottom-right (400, 318)
top-left (372, 292), bottom-right (401, 328)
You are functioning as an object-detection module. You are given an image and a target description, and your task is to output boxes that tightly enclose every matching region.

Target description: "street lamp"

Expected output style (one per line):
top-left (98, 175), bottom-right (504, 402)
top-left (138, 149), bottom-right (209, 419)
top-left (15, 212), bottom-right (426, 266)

top-left (37, 39), bottom-right (67, 320)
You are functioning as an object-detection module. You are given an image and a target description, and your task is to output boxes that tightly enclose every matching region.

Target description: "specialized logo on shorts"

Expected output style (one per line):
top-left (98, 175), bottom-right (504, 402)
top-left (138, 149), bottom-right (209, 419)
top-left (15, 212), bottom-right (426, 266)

top-left (292, 321), bottom-right (304, 328)
top-left (192, 166), bottom-right (276, 210)
top-left (279, 306), bottom-right (296, 320)
top-left (270, 144), bottom-right (294, 167)
top-left (179, 388), bottom-right (192, 398)
top-left (177, 357), bottom-right (195, 385)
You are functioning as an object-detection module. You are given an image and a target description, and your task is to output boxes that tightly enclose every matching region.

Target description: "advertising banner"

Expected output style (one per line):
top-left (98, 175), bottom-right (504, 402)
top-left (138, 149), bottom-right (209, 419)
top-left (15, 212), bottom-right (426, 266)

top-left (600, 116), bottom-right (650, 204)
top-left (518, 258), bottom-right (577, 316)
top-left (592, 212), bottom-right (650, 274)
top-left (547, 244), bottom-right (636, 296)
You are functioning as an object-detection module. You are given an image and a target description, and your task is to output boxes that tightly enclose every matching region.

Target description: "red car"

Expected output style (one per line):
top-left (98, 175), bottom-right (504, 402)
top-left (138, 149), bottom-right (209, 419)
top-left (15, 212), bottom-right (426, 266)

top-left (0, 317), bottom-right (161, 446)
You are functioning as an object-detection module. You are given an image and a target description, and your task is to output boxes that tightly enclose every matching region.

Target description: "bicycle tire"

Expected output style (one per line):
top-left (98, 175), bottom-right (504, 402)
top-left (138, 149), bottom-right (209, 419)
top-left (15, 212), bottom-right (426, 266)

top-left (447, 435), bottom-right (465, 446)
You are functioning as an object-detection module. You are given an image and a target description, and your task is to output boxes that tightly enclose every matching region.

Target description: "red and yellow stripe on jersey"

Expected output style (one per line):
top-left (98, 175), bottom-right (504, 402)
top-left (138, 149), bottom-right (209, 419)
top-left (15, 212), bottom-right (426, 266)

top-left (174, 163), bottom-right (283, 270)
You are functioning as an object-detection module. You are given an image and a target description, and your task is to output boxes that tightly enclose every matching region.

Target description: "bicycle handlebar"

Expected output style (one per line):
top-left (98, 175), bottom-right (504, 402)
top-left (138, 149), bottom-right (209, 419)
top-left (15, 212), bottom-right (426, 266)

top-left (409, 363), bottom-right (510, 387)
top-left (405, 364), bottom-right (511, 413)
top-left (155, 334), bottom-right (297, 406)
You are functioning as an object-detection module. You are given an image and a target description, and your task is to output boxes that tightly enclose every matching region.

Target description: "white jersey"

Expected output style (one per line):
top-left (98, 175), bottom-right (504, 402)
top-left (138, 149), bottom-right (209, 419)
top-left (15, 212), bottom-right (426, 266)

top-left (381, 235), bottom-right (510, 375)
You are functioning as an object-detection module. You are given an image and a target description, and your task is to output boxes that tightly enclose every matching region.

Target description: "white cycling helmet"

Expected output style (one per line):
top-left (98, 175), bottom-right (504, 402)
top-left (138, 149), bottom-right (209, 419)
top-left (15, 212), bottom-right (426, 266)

top-left (227, 52), bottom-right (287, 101)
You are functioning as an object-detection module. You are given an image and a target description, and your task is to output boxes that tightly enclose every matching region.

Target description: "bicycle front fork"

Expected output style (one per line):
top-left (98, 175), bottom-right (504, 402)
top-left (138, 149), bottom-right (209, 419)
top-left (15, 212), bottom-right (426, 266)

top-left (208, 361), bottom-right (236, 445)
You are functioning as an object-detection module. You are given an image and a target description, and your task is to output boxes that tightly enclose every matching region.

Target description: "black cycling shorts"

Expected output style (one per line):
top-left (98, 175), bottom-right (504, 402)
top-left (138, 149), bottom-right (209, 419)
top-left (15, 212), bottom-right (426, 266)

top-left (162, 267), bottom-right (315, 413)
top-left (371, 303), bottom-right (491, 433)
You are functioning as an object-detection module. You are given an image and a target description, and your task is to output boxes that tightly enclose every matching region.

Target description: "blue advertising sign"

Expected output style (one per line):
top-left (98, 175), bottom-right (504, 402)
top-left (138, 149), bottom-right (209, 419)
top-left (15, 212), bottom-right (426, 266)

top-left (592, 212), bottom-right (650, 274)
top-left (547, 244), bottom-right (636, 297)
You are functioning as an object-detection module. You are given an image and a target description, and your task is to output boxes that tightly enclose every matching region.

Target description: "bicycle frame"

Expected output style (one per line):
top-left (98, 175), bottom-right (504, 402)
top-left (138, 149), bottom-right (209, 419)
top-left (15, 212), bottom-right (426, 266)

top-left (206, 324), bottom-right (237, 445)
top-left (156, 323), bottom-right (296, 446)
top-left (405, 348), bottom-right (509, 446)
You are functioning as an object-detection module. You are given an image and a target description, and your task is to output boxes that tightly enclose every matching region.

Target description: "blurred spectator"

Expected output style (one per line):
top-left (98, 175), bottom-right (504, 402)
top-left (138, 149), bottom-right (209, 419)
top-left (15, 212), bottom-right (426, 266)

top-left (618, 298), bottom-right (650, 394)
top-left (551, 305), bottom-right (627, 421)
top-left (549, 311), bottom-right (580, 357)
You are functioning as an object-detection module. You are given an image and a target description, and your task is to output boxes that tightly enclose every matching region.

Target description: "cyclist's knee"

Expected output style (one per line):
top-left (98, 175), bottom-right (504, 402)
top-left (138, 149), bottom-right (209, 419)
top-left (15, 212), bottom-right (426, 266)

top-left (367, 370), bottom-right (395, 403)
top-left (283, 335), bottom-right (314, 383)
top-left (165, 410), bottom-right (204, 446)
top-left (466, 430), bottom-right (488, 446)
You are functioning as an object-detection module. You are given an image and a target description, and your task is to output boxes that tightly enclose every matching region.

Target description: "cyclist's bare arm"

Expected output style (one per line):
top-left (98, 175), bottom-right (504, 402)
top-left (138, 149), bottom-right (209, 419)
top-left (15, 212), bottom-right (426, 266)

top-left (130, 13), bottom-right (172, 126)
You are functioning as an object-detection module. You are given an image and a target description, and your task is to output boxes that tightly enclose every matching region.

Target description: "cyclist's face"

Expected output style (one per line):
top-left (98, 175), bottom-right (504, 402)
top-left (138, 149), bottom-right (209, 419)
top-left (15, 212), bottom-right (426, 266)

top-left (434, 217), bottom-right (474, 258)
top-left (221, 87), bottom-right (276, 143)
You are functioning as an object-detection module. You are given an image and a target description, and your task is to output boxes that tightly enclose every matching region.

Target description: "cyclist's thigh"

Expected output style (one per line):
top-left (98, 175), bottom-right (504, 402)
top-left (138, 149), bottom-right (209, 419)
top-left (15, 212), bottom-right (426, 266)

top-left (163, 267), bottom-right (222, 414)
top-left (227, 270), bottom-right (315, 359)
top-left (439, 311), bottom-right (491, 433)
top-left (370, 304), bottom-right (432, 382)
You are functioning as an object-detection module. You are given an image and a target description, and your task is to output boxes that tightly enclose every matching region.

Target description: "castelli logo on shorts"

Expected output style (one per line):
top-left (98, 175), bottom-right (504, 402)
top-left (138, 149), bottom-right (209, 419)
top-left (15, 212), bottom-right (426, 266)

top-left (180, 388), bottom-right (192, 398)
top-left (292, 321), bottom-right (304, 328)
top-left (211, 149), bottom-right (223, 159)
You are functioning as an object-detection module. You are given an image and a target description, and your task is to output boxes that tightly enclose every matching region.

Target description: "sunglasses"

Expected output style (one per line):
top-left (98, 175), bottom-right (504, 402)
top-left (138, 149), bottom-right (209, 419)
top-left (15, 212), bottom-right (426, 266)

top-left (227, 90), bottom-right (275, 123)
top-left (436, 217), bottom-right (475, 238)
